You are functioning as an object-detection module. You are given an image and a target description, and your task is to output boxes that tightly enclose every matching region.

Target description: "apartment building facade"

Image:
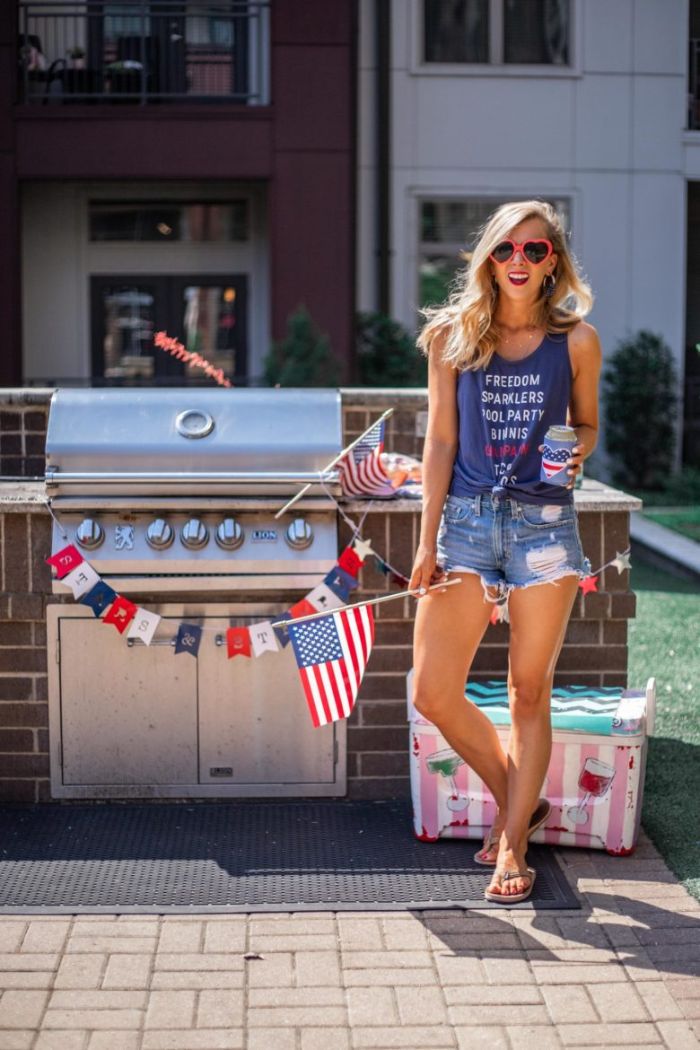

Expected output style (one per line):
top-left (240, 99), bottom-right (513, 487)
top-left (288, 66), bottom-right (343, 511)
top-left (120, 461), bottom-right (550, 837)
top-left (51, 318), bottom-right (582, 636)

top-left (2, 1), bottom-right (699, 466)
top-left (2, 0), bottom-right (356, 387)
top-left (357, 0), bottom-right (697, 466)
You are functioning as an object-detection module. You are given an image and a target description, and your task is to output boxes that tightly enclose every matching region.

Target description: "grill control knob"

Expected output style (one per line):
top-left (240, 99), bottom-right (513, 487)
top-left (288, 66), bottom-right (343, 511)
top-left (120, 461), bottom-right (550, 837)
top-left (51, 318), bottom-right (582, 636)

top-left (146, 518), bottom-right (174, 550)
top-left (215, 518), bottom-right (244, 551)
top-left (181, 518), bottom-right (209, 549)
top-left (75, 518), bottom-right (104, 550)
top-left (285, 518), bottom-right (313, 550)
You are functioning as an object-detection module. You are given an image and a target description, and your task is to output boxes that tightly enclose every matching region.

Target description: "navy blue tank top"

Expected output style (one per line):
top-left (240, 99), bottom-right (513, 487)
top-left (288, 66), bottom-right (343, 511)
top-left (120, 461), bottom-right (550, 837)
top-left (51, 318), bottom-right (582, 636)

top-left (449, 331), bottom-right (573, 506)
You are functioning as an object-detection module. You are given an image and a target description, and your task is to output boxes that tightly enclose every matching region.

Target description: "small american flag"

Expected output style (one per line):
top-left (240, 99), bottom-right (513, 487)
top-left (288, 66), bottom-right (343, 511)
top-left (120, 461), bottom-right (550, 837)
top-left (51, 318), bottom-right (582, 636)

top-left (337, 420), bottom-right (395, 497)
top-left (287, 606), bottom-right (375, 727)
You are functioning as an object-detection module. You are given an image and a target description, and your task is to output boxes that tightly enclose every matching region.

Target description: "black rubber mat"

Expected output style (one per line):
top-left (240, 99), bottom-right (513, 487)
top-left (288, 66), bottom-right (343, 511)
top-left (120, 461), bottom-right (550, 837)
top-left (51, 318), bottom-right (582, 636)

top-left (0, 798), bottom-right (579, 913)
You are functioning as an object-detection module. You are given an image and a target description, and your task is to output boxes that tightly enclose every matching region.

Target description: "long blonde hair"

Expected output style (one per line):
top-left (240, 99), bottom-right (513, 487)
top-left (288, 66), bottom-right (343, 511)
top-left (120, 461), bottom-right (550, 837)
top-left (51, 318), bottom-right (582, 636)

top-left (417, 200), bottom-right (593, 370)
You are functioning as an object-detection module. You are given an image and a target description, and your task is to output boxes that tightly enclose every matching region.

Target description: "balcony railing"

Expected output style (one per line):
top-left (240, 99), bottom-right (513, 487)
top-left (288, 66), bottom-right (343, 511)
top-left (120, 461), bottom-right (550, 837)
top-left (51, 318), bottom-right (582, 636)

top-left (18, 1), bottom-right (270, 105)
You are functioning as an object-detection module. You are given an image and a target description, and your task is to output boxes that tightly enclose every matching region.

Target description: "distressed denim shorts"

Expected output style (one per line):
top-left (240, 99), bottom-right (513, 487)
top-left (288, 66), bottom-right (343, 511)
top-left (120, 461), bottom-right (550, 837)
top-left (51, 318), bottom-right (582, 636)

top-left (435, 491), bottom-right (592, 607)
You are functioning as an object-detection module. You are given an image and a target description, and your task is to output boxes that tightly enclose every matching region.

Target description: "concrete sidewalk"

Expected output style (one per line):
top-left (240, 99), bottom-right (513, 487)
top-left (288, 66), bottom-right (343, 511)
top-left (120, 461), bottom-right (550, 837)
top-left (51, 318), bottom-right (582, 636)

top-left (0, 832), bottom-right (698, 1050)
top-left (630, 512), bottom-right (700, 581)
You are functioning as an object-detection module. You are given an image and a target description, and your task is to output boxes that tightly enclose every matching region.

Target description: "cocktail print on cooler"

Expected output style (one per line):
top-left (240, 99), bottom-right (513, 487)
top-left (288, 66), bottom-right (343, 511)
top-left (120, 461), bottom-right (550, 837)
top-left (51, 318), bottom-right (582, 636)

top-left (426, 747), bottom-right (470, 812)
top-left (566, 756), bottom-right (616, 826)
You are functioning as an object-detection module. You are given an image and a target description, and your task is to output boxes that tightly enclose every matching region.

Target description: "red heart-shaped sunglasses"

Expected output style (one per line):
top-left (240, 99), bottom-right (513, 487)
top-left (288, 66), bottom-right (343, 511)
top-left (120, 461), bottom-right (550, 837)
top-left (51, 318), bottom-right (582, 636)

top-left (489, 239), bottom-right (554, 265)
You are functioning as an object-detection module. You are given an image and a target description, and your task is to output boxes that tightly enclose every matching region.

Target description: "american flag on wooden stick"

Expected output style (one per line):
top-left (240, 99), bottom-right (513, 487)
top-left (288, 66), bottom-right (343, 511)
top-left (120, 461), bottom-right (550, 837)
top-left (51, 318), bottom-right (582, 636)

top-left (287, 605), bottom-right (375, 727)
top-left (337, 419), bottom-right (395, 497)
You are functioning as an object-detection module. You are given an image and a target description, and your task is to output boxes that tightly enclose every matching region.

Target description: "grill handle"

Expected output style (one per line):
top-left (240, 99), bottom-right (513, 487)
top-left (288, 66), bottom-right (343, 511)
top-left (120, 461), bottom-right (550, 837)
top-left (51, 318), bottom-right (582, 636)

top-left (128, 634), bottom-right (248, 648)
top-left (127, 638), bottom-right (176, 647)
top-left (45, 470), bottom-right (338, 486)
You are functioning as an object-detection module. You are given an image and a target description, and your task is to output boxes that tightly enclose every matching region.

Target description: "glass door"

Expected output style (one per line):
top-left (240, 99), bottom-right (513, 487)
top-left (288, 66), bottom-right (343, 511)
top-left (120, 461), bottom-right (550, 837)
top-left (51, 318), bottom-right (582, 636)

top-left (91, 274), bottom-right (247, 384)
top-left (171, 275), bottom-right (248, 383)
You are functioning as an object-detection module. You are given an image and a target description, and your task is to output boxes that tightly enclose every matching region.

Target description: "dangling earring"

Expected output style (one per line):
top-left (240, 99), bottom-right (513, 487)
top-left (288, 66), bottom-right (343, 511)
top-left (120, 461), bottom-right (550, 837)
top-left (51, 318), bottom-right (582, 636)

top-left (543, 273), bottom-right (556, 299)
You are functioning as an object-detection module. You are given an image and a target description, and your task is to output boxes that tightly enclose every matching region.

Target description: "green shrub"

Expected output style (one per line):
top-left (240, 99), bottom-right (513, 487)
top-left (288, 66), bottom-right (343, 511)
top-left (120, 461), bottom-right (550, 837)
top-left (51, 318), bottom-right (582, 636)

top-left (602, 330), bottom-right (679, 490)
top-left (658, 465), bottom-right (700, 504)
top-left (355, 311), bottom-right (427, 387)
top-left (264, 305), bottom-right (340, 387)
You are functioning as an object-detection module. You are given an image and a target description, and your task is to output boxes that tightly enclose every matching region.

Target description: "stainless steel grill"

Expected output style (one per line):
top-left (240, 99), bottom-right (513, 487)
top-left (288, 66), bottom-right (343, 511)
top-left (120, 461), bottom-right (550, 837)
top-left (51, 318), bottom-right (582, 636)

top-left (45, 387), bottom-right (342, 593)
top-left (44, 387), bottom-right (347, 801)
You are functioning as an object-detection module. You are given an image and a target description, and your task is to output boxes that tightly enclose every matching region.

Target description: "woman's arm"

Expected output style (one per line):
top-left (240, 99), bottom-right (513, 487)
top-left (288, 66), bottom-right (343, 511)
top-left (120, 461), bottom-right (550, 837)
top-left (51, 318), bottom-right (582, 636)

top-left (409, 331), bottom-right (458, 594)
top-left (419, 337), bottom-right (459, 550)
top-left (564, 321), bottom-right (603, 489)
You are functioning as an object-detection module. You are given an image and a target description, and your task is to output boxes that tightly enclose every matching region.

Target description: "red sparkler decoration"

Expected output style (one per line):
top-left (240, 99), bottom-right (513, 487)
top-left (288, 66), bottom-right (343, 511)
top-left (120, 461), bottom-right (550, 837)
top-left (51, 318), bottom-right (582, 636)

top-left (154, 331), bottom-right (232, 387)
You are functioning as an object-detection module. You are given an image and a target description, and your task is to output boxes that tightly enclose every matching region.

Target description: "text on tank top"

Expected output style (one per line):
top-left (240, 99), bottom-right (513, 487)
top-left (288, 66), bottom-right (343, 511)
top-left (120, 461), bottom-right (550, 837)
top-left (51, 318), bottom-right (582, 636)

top-left (449, 331), bottom-right (573, 506)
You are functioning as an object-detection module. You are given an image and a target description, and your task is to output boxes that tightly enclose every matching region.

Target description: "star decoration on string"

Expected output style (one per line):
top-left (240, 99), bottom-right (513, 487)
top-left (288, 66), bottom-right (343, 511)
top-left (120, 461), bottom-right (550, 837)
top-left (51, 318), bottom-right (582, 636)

top-left (578, 574), bottom-right (599, 595)
top-left (352, 536), bottom-right (374, 561)
top-left (612, 550), bottom-right (632, 574)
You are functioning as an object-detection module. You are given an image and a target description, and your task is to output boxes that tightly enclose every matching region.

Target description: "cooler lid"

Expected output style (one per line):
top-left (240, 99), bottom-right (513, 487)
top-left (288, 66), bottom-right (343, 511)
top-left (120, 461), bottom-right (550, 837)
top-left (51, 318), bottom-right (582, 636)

top-left (410, 680), bottom-right (648, 736)
top-left (467, 681), bottom-right (647, 736)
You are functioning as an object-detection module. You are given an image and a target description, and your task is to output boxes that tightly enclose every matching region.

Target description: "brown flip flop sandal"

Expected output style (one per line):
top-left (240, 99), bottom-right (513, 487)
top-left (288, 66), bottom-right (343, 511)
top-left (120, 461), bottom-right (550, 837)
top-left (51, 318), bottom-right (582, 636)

top-left (484, 866), bottom-right (537, 905)
top-left (473, 797), bottom-right (551, 867)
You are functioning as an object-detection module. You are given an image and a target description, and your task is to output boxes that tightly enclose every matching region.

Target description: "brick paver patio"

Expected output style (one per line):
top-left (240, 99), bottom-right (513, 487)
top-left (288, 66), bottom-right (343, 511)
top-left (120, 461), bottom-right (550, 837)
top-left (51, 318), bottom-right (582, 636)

top-left (0, 831), bottom-right (698, 1050)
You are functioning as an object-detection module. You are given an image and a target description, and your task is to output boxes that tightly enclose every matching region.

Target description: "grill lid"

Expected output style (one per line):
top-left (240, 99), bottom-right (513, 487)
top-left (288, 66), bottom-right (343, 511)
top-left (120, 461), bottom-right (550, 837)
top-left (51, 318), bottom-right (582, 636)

top-left (45, 388), bottom-right (343, 496)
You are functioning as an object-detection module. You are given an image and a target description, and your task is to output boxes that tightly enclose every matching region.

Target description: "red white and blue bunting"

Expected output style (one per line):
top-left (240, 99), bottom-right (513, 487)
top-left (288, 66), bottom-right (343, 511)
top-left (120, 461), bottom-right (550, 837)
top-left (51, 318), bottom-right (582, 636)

top-left (44, 470), bottom-right (419, 727)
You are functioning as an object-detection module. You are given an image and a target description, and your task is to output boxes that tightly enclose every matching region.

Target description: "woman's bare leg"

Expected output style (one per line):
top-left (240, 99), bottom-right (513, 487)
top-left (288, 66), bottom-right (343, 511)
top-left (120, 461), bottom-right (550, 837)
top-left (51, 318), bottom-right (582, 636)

top-left (412, 572), bottom-right (509, 815)
top-left (488, 575), bottom-right (579, 897)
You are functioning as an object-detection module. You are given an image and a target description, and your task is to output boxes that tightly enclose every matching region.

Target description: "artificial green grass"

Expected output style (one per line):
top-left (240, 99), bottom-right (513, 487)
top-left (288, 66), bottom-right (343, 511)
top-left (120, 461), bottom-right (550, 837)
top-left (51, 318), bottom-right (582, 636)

top-left (642, 507), bottom-right (700, 543)
top-left (629, 556), bottom-right (700, 899)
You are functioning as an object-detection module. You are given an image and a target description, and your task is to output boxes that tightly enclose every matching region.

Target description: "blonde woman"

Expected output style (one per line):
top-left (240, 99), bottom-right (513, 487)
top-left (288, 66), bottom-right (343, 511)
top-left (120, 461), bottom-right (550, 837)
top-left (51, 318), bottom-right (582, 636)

top-left (410, 200), bottom-right (601, 903)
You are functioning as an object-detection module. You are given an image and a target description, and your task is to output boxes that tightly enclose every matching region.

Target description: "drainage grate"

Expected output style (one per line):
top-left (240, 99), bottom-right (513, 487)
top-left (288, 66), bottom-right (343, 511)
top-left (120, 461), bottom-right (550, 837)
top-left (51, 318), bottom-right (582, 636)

top-left (0, 799), bottom-right (579, 913)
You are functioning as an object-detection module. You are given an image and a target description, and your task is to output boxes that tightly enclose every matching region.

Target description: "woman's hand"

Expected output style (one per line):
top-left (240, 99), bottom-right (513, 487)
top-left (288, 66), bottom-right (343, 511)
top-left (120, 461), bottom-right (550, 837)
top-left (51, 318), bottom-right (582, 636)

top-left (564, 443), bottom-right (585, 488)
top-left (409, 543), bottom-right (448, 598)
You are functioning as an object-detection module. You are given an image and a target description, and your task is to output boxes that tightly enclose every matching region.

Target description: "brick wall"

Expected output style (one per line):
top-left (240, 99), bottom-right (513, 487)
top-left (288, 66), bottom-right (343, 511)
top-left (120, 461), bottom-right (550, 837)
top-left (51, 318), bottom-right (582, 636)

top-left (0, 395), bottom-right (50, 478)
top-left (0, 510), bottom-right (52, 801)
top-left (0, 390), bottom-right (638, 803)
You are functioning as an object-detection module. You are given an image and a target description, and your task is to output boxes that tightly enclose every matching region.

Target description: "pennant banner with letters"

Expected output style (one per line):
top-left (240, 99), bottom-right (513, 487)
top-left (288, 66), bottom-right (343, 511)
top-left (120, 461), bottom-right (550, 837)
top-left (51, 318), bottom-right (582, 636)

top-left (44, 518), bottom-right (629, 726)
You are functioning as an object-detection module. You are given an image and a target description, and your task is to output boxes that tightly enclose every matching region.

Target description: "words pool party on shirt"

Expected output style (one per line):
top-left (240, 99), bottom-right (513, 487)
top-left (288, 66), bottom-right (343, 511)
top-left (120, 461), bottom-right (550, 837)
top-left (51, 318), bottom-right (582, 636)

top-left (481, 371), bottom-right (545, 481)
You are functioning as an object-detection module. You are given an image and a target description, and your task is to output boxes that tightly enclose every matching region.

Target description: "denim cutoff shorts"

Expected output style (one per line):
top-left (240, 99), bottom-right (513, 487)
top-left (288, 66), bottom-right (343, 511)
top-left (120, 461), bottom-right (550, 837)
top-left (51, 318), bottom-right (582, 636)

top-left (435, 491), bottom-right (592, 606)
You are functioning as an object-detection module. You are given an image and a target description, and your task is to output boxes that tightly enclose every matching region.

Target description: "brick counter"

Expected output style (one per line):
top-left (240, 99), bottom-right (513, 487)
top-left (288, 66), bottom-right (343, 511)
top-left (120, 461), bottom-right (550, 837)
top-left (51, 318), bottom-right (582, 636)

top-left (0, 388), bottom-right (641, 803)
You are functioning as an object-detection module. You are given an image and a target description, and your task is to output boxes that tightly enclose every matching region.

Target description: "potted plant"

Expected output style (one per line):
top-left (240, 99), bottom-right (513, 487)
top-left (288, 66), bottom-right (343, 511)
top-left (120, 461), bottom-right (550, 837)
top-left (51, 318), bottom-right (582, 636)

top-left (67, 46), bottom-right (86, 70)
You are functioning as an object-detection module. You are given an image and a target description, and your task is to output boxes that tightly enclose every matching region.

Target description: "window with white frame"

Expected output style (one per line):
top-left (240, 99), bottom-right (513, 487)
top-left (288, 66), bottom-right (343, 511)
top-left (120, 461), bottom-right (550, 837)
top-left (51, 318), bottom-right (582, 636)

top-left (418, 196), bottom-right (571, 308)
top-left (423, 0), bottom-right (571, 66)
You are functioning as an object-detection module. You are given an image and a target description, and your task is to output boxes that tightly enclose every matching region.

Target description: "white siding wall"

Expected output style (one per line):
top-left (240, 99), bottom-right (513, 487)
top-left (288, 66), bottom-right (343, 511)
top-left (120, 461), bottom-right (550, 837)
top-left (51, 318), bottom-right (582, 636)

top-left (357, 0), bottom-right (688, 466)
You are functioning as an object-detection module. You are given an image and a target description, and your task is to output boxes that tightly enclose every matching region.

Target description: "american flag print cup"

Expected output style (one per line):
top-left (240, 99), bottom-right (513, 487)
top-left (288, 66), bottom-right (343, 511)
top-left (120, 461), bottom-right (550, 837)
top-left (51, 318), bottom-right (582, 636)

top-left (540, 424), bottom-right (578, 485)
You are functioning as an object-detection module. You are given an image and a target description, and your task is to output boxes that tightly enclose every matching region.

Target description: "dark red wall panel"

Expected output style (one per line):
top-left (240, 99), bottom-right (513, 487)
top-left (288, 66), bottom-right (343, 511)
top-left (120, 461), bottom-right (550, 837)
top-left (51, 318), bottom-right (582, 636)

top-left (0, 156), bottom-right (21, 387)
top-left (271, 152), bottom-right (352, 381)
top-left (273, 46), bottom-right (353, 153)
top-left (272, 0), bottom-right (354, 45)
top-left (16, 112), bottom-right (274, 180)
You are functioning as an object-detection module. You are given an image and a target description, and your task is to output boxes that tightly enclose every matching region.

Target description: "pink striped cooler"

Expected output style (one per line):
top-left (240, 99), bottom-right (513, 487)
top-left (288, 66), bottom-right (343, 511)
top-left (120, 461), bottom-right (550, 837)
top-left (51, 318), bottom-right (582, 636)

top-left (407, 671), bottom-right (656, 856)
